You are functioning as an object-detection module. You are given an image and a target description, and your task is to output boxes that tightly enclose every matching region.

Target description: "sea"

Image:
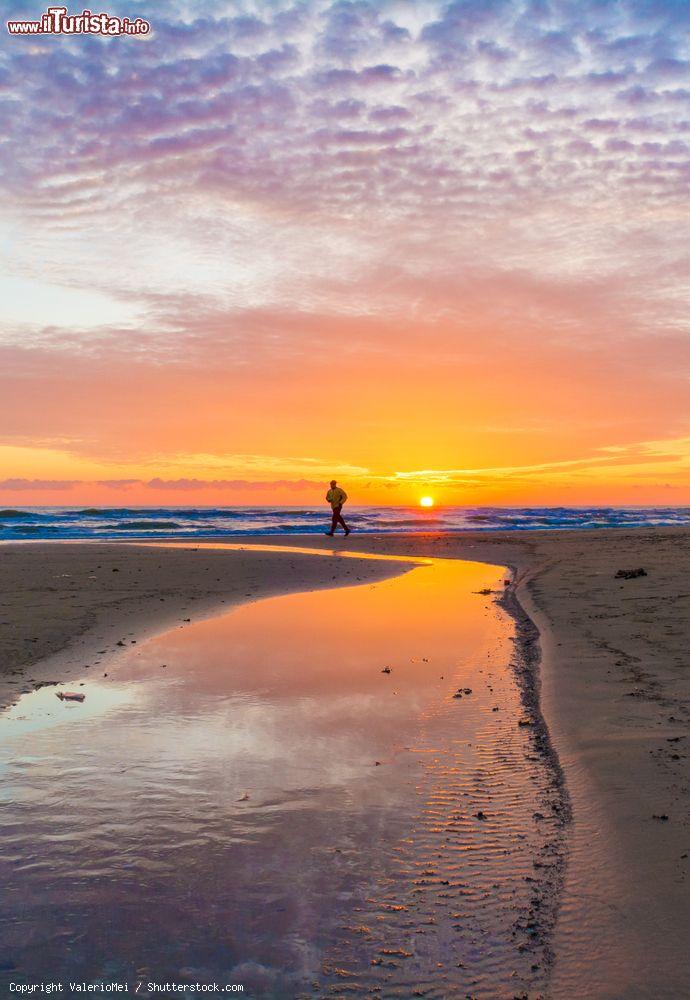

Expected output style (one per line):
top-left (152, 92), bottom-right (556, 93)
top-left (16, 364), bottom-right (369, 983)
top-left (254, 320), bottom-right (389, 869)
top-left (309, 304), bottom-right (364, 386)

top-left (1, 505), bottom-right (689, 540)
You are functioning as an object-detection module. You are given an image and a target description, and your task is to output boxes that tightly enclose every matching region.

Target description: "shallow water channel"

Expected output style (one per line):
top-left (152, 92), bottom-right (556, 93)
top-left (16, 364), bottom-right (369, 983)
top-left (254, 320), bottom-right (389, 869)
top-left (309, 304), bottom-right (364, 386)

top-left (0, 549), bottom-right (566, 998)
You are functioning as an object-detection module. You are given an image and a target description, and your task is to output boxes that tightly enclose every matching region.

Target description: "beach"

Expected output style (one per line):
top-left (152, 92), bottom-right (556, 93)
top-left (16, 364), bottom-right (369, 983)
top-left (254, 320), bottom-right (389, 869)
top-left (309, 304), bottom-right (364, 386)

top-left (1, 529), bottom-right (688, 998)
top-left (0, 541), bottom-right (418, 713)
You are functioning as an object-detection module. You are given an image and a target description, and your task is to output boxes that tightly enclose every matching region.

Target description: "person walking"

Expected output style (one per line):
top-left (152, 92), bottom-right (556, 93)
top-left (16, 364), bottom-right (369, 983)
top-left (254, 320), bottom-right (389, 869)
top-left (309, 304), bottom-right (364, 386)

top-left (325, 480), bottom-right (350, 536)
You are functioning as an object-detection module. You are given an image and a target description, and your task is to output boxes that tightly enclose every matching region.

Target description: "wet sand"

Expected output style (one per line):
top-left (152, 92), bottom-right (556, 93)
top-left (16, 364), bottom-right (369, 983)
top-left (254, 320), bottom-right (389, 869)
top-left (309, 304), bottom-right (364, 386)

top-left (1, 556), bottom-right (565, 997)
top-left (1, 529), bottom-right (689, 997)
top-left (252, 529), bottom-right (690, 999)
top-left (0, 542), bottom-right (416, 714)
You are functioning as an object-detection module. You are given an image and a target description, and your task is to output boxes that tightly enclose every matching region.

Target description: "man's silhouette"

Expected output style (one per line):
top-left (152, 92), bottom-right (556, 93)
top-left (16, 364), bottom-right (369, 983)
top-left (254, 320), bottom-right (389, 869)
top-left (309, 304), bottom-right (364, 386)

top-left (325, 480), bottom-right (350, 536)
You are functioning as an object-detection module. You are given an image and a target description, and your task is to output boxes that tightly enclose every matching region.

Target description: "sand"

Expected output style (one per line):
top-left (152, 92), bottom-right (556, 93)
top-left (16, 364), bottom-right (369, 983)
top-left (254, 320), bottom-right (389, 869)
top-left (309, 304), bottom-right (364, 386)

top-left (1, 529), bottom-right (688, 998)
top-left (0, 542), bottom-right (415, 712)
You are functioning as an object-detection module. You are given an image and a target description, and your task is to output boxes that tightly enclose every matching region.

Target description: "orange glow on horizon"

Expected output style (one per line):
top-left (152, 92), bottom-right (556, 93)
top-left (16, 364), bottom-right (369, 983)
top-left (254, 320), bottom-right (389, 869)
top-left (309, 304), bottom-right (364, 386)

top-left (2, 433), bottom-right (690, 507)
top-left (3, 3), bottom-right (689, 511)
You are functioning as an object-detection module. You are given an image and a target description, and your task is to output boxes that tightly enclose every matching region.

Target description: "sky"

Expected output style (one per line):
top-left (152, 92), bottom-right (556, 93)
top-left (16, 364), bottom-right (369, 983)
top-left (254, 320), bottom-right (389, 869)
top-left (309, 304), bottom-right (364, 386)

top-left (1, 0), bottom-right (689, 507)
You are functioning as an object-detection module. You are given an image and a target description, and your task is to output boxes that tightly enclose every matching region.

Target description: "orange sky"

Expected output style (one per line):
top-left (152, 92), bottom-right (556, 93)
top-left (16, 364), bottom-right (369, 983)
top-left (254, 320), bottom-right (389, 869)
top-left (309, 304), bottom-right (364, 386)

top-left (2, 1), bottom-right (689, 507)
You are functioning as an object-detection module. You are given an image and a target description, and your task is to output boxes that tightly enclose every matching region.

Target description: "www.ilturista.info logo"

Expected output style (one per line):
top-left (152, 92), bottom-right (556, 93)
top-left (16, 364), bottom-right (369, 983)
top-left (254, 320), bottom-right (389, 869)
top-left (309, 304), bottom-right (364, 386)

top-left (7, 6), bottom-right (150, 35)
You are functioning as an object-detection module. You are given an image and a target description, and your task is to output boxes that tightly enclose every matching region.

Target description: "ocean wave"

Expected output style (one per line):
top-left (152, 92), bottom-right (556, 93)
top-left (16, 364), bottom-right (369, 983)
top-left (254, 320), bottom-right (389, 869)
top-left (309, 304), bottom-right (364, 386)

top-left (1, 505), bottom-right (690, 540)
top-left (110, 520), bottom-right (183, 530)
top-left (11, 524), bottom-right (59, 534)
top-left (372, 517), bottom-right (449, 528)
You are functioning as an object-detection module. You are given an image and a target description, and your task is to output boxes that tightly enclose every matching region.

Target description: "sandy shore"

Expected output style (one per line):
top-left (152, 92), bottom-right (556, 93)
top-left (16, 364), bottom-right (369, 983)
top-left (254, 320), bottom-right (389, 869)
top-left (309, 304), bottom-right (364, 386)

top-left (253, 529), bottom-right (689, 998)
top-left (0, 542), bottom-right (416, 712)
top-left (1, 530), bottom-right (688, 997)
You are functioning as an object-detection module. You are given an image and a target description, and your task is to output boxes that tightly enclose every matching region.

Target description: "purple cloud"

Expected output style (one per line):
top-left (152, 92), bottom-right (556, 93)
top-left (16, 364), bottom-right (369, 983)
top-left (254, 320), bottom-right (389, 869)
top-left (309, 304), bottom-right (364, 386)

top-left (1, 0), bottom-right (688, 474)
top-left (145, 479), bottom-right (324, 492)
top-left (0, 479), bottom-right (79, 490)
top-left (0, 477), bottom-right (328, 492)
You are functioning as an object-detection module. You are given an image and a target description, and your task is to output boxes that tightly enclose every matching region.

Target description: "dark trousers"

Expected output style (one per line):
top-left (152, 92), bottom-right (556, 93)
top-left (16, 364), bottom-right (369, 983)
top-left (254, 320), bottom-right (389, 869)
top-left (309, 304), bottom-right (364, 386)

top-left (330, 505), bottom-right (349, 534)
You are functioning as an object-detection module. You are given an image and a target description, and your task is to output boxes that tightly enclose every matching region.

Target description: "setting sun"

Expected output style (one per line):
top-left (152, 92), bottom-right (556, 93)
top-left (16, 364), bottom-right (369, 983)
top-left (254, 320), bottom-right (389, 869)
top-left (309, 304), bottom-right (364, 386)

top-left (420, 496), bottom-right (434, 508)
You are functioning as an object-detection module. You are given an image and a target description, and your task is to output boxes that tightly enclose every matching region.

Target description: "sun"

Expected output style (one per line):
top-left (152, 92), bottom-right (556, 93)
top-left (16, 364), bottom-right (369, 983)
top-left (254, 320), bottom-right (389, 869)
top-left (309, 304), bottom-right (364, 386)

top-left (420, 496), bottom-right (434, 508)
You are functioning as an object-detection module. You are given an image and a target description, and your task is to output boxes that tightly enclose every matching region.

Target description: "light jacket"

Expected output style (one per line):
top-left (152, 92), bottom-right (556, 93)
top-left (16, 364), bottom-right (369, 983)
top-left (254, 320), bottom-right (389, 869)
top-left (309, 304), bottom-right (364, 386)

top-left (326, 487), bottom-right (347, 509)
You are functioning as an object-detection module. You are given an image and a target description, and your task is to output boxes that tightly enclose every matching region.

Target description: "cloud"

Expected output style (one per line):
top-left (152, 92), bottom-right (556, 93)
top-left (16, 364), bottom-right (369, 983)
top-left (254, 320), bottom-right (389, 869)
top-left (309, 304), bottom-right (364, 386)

top-left (95, 479), bottom-right (140, 490)
top-left (4, 0), bottom-right (687, 228)
top-left (386, 442), bottom-right (686, 486)
top-left (0, 477), bottom-right (325, 492)
top-left (0, 478), bottom-right (79, 490)
top-left (146, 477), bottom-right (323, 491)
top-left (0, 439), bottom-right (685, 496)
top-left (1, 0), bottom-right (689, 502)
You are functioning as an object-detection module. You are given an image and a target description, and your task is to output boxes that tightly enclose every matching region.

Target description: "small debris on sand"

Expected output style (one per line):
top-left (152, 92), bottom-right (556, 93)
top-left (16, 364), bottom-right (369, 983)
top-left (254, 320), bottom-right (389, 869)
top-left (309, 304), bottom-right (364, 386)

top-left (381, 667), bottom-right (391, 674)
top-left (56, 691), bottom-right (85, 702)
top-left (615, 568), bottom-right (647, 579)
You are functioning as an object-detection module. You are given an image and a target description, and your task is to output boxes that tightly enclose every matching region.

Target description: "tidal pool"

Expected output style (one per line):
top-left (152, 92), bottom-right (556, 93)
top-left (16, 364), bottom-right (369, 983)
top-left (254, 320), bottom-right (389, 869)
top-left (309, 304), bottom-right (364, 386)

top-left (0, 550), bottom-right (566, 998)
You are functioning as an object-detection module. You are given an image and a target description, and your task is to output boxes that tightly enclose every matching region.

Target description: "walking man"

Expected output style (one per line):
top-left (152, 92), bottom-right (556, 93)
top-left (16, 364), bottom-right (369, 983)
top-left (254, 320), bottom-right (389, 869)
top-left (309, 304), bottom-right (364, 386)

top-left (325, 480), bottom-right (350, 537)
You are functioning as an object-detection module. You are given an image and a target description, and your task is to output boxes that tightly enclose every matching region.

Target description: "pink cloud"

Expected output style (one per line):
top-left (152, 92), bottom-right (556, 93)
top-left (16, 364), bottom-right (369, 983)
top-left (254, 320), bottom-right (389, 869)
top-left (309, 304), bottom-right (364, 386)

top-left (0, 478), bottom-right (79, 490)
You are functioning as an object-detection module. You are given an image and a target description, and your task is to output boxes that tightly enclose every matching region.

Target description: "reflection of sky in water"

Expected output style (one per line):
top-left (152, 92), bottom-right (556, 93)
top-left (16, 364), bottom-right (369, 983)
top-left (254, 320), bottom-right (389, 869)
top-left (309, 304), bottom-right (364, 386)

top-left (1, 682), bottom-right (134, 739)
top-left (0, 552), bottom-right (562, 997)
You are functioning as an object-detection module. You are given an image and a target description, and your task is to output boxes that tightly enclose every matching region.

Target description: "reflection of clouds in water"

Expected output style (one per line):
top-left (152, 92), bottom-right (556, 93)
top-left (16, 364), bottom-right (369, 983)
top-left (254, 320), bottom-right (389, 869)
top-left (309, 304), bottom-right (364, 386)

top-left (88, 690), bottom-right (423, 793)
top-left (0, 553), bottom-right (544, 994)
top-left (1, 681), bottom-right (134, 740)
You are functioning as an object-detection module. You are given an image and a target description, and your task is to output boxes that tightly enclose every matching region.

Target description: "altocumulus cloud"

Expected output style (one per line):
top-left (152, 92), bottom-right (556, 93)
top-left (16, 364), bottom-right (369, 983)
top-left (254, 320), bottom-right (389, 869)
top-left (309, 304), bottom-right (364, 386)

top-left (3, 1), bottom-right (688, 287)
top-left (1, 0), bottom-right (689, 485)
